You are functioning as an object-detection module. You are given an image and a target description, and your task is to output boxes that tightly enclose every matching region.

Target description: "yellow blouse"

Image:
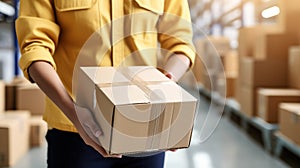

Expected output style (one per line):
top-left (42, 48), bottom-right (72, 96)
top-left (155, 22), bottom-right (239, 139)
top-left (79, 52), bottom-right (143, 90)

top-left (16, 0), bottom-right (195, 132)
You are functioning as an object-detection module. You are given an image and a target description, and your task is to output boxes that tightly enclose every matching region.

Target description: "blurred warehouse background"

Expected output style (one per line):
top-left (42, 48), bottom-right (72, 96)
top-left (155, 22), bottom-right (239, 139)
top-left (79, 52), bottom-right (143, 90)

top-left (0, 0), bottom-right (300, 167)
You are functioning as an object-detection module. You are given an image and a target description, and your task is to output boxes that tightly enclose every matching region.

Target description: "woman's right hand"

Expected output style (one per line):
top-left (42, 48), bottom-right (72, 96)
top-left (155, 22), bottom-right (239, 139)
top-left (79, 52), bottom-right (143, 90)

top-left (73, 104), bottom-right (122, 158)
top-left (27, 61), bottom-right (121, 158)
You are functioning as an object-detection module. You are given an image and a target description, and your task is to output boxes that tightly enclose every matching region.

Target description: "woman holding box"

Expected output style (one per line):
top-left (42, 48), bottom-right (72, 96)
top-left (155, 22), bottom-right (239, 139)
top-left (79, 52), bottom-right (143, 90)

top-left (16, 0), bottom-right (195, 167)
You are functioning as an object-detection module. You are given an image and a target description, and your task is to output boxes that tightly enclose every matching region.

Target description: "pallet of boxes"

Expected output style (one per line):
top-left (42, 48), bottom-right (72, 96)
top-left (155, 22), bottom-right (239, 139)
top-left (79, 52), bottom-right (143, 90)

top-left (0, 77), bottom-right (47, 167)
top-left (235, 0), bottom-right (300, 149)
top-left (193, 36), bottom-right (238, 98)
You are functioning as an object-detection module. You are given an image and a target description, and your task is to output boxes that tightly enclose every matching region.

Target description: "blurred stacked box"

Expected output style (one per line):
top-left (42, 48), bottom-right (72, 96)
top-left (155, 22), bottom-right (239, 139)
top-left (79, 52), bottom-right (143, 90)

top-left (236, 9), bottom-right (300, 117)
top-left (16, 84), bottom-right (45, 116)
top-left (257, 89), bottom-right (300, 123)
top-left (0, 111), bottom-right (30, 167)
top-left (194, 36), bottom-right (238, 97)
top-left (5, 77), bottom-right (30, 110)
top-left (1, 77), bottom-right (47, 166)
top-left (29, 116), bottom-right (47, 147)
top-left (279, 103), bottom-right (300, 146)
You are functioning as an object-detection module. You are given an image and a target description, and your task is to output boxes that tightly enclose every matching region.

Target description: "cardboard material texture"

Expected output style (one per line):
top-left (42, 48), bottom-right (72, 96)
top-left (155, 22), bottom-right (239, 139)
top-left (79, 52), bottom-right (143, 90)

top-left (76, 66), bottom-right (198, 155)
top-left (278, 0), bottom-right (300, 35)
top-left (201, 70), bottom-right (218, 92)
top-left (223, 50), bottom-right (238, 74)
top-left (29, 116), bottom-right (47, 147)
top-left (201, 36), bottom-right (231, 70)
top-left (192, 55), bottom-right (203, 83)
top-left (0, 81), bottom-right (4, 113)
top-left (255, 33), bottom-right (299, 60)
top-left (238, 25), bottom-right (282, 58)
top-left (258, 89), bottom-right (300, 123)
top-left (238, 57), bottom-right (288, 87)
top-left (5, 77), bottom-right (30, 110)
top-left (0, 111), bottom-right (30, 167)
top-left (288, 46), bottom-right (300, 89)
top-left (16, 84), bottom-right (45, 116)
top-left (279, 103), bottom-right (300, 145)
top-left (217, 72), bottom-right (237, 98)
top-left (235, 84), bottom-right (257, 117)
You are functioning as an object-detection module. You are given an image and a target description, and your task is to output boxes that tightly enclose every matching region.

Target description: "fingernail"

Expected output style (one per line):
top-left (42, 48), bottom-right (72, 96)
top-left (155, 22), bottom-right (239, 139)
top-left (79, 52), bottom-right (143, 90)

top-left (95, 130), bottom-right (102, 137)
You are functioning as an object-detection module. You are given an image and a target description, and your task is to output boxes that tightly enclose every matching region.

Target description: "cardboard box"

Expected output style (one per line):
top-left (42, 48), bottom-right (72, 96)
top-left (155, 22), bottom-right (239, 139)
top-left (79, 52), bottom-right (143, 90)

top-left (258, 89), bottom-right (300, 123)
top-left (16, 84), bottom-right (45, 116)
top-left (217, 72), bottom-right (237, 98)
top-left (278, 0), bottom-right (300, 35)
top-left (235, 84), bottom-right (257, 117)
top-left (201, 36), bottom-right (231, 71)
top-left (279, 103), bottom-right (300, 145)
top-left (76, 66), bottom-right (198, 154)
top-left (288, 46), bottom-right (300, 89)
top-left (255, 33), bottom-right (299, 60)
top-left (0, 80), bottom-right (4, 113)
top-left (238, 57), bottom-right (288, 87)
top-left (192, 54), bottom-right (203, 84)
top-left (238, 25), bottom-right (282, 58)
top-left (0, 111), bottom-right (30, 167)
top-left (29, 116), bottom-right (47, 147)
top-left (201, 70), bottom-right (218, 92)
top-left (5, 77), bottom-right (30, 110)
top-left (223, 50), bottom-right (238, 74)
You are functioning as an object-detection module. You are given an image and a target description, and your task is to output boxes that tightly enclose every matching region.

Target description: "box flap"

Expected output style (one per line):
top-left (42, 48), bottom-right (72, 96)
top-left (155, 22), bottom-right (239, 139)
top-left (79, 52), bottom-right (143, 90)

top-left (259, 88), bottom-right (300, 96)
top-left (147, 83), bottom-right (197, 103)
top-left (117, 66), bottom-right (170, 83)
top-left (100, 85), bottom-right (150, 105)
top-left (280, 103), bottom-right (300, 115)
top-left (80, 67), bottom-right (129, 84)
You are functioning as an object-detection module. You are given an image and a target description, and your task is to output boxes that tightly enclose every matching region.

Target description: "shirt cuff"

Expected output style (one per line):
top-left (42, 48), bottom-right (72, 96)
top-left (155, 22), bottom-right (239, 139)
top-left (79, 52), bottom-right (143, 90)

top-left (19, 47), bottom-right (56, 82)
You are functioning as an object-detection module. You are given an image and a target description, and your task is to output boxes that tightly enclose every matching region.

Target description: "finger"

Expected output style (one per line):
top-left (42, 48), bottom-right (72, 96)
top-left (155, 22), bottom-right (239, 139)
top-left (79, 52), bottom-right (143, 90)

top-left (83, 124), bottom-right (101, 145)
top-left (84, 119), bottom-right (102, 137)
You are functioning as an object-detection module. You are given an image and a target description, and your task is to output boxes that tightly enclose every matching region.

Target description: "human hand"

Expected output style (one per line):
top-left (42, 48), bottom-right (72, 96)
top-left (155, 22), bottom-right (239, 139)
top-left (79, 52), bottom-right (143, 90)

top-left (163, 54), bottom-right (191, 82)
top-left (74, 104), bottom-right (122, 158)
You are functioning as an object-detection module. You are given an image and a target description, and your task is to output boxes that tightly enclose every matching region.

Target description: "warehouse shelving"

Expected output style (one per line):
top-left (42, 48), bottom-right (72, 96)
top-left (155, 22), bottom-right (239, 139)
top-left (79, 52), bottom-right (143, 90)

top-left (274, 132), bottom-right (300, 158)
top-left (199, 83), bottom-right (300, 167)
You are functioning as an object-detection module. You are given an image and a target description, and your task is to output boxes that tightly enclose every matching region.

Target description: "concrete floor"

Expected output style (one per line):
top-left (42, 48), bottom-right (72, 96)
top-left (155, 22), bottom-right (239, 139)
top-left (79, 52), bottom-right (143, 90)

top-left (6, 93), bottom-right (289, 168)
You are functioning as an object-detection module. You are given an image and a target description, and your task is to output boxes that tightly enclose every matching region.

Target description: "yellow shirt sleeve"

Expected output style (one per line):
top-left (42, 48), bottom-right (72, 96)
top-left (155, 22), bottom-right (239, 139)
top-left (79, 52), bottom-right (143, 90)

top-left (16, 0), bottom-right (60, 81)
top-left (158, 0), bottom-right (196, 68)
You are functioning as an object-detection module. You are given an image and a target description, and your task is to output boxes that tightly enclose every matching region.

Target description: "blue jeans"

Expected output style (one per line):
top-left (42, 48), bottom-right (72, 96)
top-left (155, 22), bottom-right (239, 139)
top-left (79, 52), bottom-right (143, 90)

top-left (46, 129), bottom-right (165, 168)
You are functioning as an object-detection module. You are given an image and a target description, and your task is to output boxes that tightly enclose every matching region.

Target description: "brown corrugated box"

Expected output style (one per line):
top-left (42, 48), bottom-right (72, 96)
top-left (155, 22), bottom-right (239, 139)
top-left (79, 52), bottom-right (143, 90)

top-left (0, 111), bottom-right (30, 167)
top-left (16, 84), bottom-right (45, 116)
top-left (29, 116), bottom-right (47, 147)
top-left (201, 70), bottom-right (218, 92)
top-left (201, 36), bottom-right (231, 70)
top-left (255, 33), bottom-right (298, 60)
top-left (279, 103), bottom-right (300, 145)
top-left (288, 46), bottom-right (300, 89)
top-left (192, 55), bottom-right (203, 83)
top-left (5, 77), bottom-right (30, 110)
top-left (238, 25), bottom-right (282, 58)
top-left (258, 89), bottom-right (300, 123)
top-left (278, 0), bottom-right (300, 35)
top-left (223, 50), bottom-right (238, 74)
top-left (217, 72), bottom-right (237, 98)
top-left (238, 57), bottom-right (288, 87)
top-left (76, 66), bottom-right (198, 155)
top-left (0, 81), bottom-right (4, 113)
top-left (235, 84), bottom-right (258, 117)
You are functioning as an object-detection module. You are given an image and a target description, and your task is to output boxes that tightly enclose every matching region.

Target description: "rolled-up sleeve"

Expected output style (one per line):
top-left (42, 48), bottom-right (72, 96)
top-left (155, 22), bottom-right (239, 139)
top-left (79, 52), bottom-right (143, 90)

top-left (158, 0), bottom-right (195, 68)
top-left (16, 0), bottom-right (60, 80)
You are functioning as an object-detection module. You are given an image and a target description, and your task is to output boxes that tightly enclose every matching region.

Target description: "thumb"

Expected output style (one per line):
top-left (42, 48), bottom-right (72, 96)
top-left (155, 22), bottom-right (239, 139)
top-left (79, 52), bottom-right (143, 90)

top-left (84, 118), bottom-right (102, 137)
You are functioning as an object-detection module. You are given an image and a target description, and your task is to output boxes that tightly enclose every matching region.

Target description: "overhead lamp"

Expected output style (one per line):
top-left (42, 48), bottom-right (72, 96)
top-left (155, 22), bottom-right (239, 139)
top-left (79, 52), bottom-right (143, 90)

top-left (0, 1), bottom-right (15, 17)
top-left (261, 6), bottom-right (280, 19)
